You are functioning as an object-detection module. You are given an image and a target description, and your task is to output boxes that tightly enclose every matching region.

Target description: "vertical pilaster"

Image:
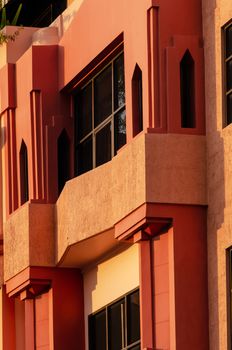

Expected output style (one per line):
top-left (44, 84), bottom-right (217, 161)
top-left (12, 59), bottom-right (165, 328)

top-left (30, 90), bottom-right (46, 202)
top-left (25, 299), bottom-right (35, 350)
top-left (139, 239), bottom-right (154, 350)
top-left (147, 4), bottom-right (161, 129)
top-left (2, 286), bottom-right (15, 350)
top-left (172, 207), bottom-right (209, 350)
top-left (6, 108), bottom-right (18, 214)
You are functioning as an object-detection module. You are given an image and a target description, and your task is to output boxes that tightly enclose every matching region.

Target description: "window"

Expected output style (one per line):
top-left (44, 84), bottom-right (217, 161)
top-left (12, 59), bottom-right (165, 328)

top-left (228, 248), bottom-right (232, 349)
top-left (74, 52), bottom-right (126, 176)
top-left (20, 140), bottom-right (29, 205)
top-left (132, 64), bottom-right (143, 136)
top-left (180, 50), bottom-right (195, 128)
top-left (89, 289), bottom-right (140, 350)
top-left (223, 22), bottom-right (232, 126)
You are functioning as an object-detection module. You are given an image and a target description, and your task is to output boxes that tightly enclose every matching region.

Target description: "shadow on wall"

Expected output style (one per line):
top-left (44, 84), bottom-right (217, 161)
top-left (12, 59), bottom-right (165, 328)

top-left (0, 126), bottom-right (6, 149)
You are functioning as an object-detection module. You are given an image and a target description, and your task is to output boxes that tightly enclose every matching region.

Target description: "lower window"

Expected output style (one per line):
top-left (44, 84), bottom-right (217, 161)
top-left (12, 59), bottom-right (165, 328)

top-left (228, 248), bottom-right (232, 349)
top-left (89, 289), bottom-right (140, 350)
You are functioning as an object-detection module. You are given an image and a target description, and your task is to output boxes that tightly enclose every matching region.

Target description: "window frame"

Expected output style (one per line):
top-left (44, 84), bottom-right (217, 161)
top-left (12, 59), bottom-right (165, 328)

top-left (73, 50), bottom-right (126, 176)
top-left (222, 20), bottom-right (232, 127)
top-left (88, 288), bottom-right (140, 350)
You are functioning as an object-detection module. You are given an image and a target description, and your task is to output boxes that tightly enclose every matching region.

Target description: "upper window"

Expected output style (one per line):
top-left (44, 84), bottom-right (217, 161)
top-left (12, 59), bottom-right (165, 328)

top-left (223, 22), bottom-right (232, 126)
top-left (89, 289), bottom-right (140, 350)
top-left (74, 53), bottom-right (126, 176)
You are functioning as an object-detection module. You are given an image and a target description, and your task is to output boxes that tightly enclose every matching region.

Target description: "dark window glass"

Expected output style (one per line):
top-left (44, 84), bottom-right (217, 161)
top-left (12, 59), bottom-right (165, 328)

top-left (224, 24), bottom-right (232, 127)
top-left (20, 140), bottom-right (29, 205)
top-left (74, 52), bottom-right (126, 177)
top-left (108, 299), bottom-right (124, 350)
top-left (57, 130), bottom-right (70, 195)
top-left (96, 123), bottom-right (111, 167)
top-left (227, 93), bottom-right (232, 125)
top-left (226, 60), bottom-right (232, 91)
top-left (127, 290), bottom-right (140, 345)
top-left (89, 289), bottom-right (140, 350)
top-left (226, 25), bottom-right (232, 58)
top-left (228, 249), bottom-right (232, 349)
top-left (114, 54), bottom-right (125, 110)
top-left (89, 310), bottom-right (106, 350)
top-left (77, 137), bottom-right (93, 175)
top-left (114, 108), bottom-right (126, 153)
top-left (75, 83), bottom-right (92, 141)
top-left (180, 50), bottom-right (195, 128)
top-left (132, 64), bottom-right (143, 136)
top-left (94, 66), bottom-right (112, 127)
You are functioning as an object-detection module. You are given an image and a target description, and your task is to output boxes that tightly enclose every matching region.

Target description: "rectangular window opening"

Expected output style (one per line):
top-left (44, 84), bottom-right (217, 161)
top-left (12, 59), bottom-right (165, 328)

top-left (74, 51), bottom-right (126, 177)
top-left (89, 289), bottom-right (140, 350)
top-left (227, 248), bottom-right (232, 349)
top-left (223, 21), bottom-right (232, 127)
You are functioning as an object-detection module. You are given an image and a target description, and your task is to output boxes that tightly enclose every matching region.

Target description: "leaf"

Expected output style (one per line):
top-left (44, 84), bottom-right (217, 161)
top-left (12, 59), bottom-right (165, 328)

top-left (0, 8), bottom-right (7, 29)
top-left (11, 4), bottom-right (22, 26)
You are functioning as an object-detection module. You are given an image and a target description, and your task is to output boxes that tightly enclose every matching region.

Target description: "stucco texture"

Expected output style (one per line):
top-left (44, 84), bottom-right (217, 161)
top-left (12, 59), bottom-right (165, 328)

top-left (56, 132), bottom-right (206, 263)
top-left (4, 203), bottom-right (55, 281)
top-left (203, 0), bottom-right (232, 349)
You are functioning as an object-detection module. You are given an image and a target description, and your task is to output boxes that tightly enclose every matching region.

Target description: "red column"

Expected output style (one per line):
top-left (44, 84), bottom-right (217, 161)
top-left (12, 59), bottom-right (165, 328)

top-left (172, 207), bottom-right (209, 350)
top-left (139, 239), bottom-right (154, 350)
top-left (138, 204), bottom-right (209, 350)
top-left (2, 285), bottom-right (16, 350)
top-left (25, 299), bottom-right (35, 350)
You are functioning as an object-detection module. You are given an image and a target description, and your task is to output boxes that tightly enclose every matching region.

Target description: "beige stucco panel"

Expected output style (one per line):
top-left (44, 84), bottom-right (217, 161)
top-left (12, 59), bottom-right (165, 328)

top-left (83, 244), bottom-right (139, 349)
top-left (4, 203), bottom-right (55, 281)
top-left (145, 133), bottom-right (207, 205)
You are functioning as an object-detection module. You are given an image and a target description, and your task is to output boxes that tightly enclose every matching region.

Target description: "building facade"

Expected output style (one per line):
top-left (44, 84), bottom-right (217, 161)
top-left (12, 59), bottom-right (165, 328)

top-left (203, 0), bottom-right (232, 349)
top-left (0, 0), bottom-right (214, 349)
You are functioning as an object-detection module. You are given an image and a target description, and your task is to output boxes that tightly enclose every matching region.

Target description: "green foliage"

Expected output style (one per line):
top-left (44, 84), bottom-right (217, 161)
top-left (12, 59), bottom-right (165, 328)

top-left (0, 3), bottom-right (22, 45)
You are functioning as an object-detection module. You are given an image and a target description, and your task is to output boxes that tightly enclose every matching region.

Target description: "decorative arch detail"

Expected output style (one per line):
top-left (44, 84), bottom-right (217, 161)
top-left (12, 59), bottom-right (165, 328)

top-left (180, 49), bottom-right (195, 128)
top-left (132, 64), bottom-right (143, 136)
top-left (20, 140), bottom-right (29, 205)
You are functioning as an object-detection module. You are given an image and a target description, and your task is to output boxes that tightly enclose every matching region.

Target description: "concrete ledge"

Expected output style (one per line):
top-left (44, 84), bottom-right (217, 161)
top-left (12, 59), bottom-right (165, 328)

top-left (56, 132), bottom-right (206, 264)
top-left (4, 203), bottom-right (55, 281)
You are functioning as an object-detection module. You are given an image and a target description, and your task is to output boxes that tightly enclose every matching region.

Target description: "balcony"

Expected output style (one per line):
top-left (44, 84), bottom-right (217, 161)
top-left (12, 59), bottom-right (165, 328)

top-left (4, 132), bottom-right (207, 281)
